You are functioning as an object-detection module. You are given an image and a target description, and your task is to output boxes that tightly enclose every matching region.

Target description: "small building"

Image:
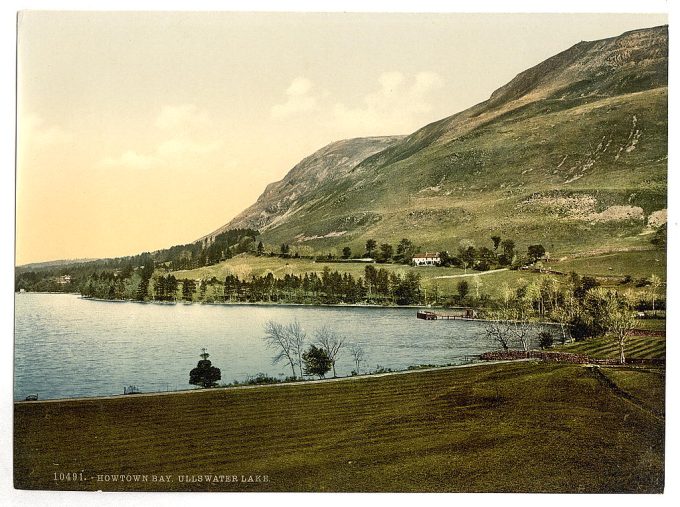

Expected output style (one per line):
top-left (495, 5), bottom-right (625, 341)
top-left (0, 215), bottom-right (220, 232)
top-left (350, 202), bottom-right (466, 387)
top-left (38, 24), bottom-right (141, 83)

top-left (57, 275), bottom-right (71, 285)
top-left (412, 252), bottom-right (441, 266)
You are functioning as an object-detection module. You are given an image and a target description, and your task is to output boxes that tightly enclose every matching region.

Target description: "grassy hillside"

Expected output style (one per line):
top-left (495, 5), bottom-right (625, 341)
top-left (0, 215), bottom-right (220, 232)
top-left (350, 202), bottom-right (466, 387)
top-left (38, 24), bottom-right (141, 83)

top-left (209, 26), bottom-right (667, 260)
top-left (259, 88), bottom-right (666, 257)
top-left (14, 361), bottom-right (664, 493)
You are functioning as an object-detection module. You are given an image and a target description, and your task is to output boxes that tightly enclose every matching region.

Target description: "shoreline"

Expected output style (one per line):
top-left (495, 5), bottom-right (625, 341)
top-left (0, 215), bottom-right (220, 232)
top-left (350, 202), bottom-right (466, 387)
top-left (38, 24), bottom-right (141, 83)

top-left (74, 293), bottom-right (447, 310)
top-left (14, 359), bottom-right (532, 405)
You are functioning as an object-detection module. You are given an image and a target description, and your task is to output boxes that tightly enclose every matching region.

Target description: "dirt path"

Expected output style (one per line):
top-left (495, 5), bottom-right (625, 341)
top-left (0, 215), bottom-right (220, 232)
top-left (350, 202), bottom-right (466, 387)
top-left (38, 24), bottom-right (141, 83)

top-left (433, 268), bottom-right (509, 279)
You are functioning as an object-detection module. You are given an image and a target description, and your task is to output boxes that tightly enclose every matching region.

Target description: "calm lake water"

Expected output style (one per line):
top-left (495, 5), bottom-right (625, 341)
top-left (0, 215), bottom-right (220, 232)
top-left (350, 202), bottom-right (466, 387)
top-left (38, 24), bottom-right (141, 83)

top-left (14, 293), bottom-right (531, 400)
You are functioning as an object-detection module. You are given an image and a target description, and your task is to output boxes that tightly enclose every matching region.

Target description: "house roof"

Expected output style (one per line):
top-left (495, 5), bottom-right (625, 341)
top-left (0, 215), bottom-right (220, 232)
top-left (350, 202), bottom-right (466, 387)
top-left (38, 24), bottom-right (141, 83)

top-left (413, 252), bottom-right (440, 258)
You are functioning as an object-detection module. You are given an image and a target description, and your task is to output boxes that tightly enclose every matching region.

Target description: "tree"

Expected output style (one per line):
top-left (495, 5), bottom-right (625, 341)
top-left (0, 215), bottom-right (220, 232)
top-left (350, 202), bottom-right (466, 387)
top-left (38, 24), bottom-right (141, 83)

top-left (499, 239), bottom-right (515, 265)
top-left (574, 276), bottom-right (600, 300)
top-left (649, 274), bottom-right (662, 313)
top-left (182, 278), bottom-right (196, 302)
top-left (315, 326), bottom-right (345, 377)
top-left (538, 331), bottom-right (554, 349)
top-left (395, 272), bottom-right (422, 305)
top-left (189, 348), bottom-right (221, 388)
top-left (349, 343), bottom-right (365, 374)
top-left (257, 241), bottom-right (265, 256)
top-left (378, 243), bottom-right (394, 263)
top-left (485, 296), bottom-right (534, 354)
top-left (485, 318), bottom-right (513, 350)
top-left (457, 280), bottom-right (470, 301)
top-left (527, 244), bottom-right (546, 263)
top-left (302, 345), bottom-right (332, 378)
top-left (588, 288), bottom-right (636, 364)
top-left (287, 319), bottom-right (307, 378)
top-left (471, 275), bottom-right (483, 300)
top-left (458, 245), bottom-right (477, 272)
top-left (650, 223), bottom-right (666, 248)
top-left (342, 246), bottom-right (352, 259)
top-left (396, 238), bottom-right (415, 263)
top-left (135, 258), bottom-right (154, 301)
top-left (365, 239), bottom-right (377, 258)
top-left (263, 320), bottom-right (298, 378)
top-left (491, 235), bottom-right (501, 251)
top-left (476, 247), bottom-right (497, 271)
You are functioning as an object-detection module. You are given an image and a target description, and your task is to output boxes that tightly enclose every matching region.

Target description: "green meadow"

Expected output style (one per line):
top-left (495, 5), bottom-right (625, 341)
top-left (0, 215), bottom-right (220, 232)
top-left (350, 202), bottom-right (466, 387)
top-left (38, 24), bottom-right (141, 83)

top-left (14, 361), bottom-right (664, 493)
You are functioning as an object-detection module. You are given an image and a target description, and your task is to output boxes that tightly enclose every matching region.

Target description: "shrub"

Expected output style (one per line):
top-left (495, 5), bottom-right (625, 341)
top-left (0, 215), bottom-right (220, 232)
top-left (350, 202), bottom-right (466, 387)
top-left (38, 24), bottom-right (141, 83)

top-left (538, 331), bottom-right (554, 349)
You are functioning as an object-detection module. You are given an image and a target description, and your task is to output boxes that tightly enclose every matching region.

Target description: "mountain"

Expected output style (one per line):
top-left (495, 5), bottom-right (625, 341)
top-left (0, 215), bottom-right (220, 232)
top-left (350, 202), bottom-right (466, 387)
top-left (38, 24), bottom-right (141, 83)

top-left (198, 136), bottom-right (403, 242)
top-left (206, 25), bottom-right (667, 256)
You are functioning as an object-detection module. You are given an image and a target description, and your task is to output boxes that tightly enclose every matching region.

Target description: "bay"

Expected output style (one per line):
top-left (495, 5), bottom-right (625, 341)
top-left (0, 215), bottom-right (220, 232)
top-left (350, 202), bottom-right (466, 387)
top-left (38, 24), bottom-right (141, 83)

top-left (14, 293), bottom-right (540, 400)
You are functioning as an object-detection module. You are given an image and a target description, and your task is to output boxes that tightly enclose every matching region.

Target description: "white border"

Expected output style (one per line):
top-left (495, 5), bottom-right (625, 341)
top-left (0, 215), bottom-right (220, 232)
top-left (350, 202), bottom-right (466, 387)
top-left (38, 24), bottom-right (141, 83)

top-left (1, 1), bottom-right (675, 507)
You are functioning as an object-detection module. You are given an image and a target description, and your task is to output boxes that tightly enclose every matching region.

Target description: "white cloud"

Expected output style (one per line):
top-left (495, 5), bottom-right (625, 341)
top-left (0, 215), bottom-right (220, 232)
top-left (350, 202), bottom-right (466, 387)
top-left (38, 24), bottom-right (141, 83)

top-left (19, 113), bottom-right (72, 150)
top-left (100, 150), bottom-right (158, 170)
top-left (155, 104), bottom-right (209, 131)
top-left (157, 138), bottom-right (221, 158)
top-left (332, 71), bottom-right (444, 135)
top-left (100, 105), bottom-right (221, 170)
top-left (271, 77), bottom-right (319, 120)
top-left (286, 77), bottom-right (313, 96)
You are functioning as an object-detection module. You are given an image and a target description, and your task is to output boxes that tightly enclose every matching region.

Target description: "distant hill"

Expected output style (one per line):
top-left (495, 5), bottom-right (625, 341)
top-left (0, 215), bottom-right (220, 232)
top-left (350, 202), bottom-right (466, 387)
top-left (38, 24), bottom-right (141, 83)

top-left (208, 25), bottom-right (668, 257)
top-left (17, 258), bottom-right (98, 270)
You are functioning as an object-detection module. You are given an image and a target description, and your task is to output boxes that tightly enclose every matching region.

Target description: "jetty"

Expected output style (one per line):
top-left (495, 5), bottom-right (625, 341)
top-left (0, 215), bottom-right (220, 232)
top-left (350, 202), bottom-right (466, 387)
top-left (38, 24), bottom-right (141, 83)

top-left (417, 309), bottom-right (478, 320)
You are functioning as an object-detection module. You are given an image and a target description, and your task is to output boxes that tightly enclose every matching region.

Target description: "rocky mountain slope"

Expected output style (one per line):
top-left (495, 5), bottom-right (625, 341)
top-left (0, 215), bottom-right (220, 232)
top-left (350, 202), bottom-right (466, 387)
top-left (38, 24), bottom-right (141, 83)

top-left (199, 136), bottom-right (403, 242)
top-left (205, 25), bottom-right (667, 256)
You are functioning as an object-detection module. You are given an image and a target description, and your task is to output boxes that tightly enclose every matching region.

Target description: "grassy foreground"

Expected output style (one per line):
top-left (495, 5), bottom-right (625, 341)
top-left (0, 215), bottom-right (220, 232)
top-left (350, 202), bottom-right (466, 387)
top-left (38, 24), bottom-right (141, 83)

top-left (14, 361), bottom-right (663, 493)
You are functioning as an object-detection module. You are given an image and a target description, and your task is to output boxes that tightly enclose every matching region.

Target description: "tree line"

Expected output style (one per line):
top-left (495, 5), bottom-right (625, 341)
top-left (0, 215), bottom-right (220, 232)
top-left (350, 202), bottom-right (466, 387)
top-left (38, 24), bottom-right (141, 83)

top-left (15, 228), bottom-right (258, 293)
top-left (483, 272), bottom-right (660, 364)
top-left (336, 235), bottom-right (547, 271)
top-left (79, 265), bottom-right (425, 306)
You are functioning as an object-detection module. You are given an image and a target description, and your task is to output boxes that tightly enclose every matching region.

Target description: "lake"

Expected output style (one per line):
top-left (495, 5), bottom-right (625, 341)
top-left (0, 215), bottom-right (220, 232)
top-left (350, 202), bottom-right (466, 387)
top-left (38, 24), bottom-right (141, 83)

top-left (14, 293), bottom-right (542, 400)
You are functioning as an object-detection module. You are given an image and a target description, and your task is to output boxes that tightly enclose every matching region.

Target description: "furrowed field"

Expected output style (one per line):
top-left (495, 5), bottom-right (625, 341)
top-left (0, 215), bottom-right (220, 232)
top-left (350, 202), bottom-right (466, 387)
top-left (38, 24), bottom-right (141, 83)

top-left (15, 359), bottom-right (664, 493)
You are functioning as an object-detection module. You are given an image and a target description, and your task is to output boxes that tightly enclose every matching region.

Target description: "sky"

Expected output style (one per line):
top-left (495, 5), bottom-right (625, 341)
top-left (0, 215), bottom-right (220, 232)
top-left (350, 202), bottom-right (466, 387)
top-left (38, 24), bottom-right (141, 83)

top-left (15, 11), bottom-right (668, 265)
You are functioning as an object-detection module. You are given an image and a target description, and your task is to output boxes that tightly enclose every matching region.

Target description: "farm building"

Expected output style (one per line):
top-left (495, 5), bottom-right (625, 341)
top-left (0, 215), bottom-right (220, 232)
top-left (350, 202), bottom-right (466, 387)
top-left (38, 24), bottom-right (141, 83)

top-left (412, 252), bottom-right (441, 266)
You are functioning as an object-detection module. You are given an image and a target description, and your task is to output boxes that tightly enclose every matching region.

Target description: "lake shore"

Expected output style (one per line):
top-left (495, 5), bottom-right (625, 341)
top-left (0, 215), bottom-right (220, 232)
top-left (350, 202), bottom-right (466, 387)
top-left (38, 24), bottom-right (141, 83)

top-left (77, 294), bottom-right (443, 309)
top-left (15, 358), bottom-right (525, 404)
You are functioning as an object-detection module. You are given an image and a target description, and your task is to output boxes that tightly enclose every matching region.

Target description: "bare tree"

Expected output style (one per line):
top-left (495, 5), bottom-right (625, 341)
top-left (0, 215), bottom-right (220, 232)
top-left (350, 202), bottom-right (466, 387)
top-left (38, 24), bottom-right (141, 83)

top-left (315, 326), bottom-right (345, 377)
top-left (649, 274), bottom-right (662, 313)
top-left (349, 343), bottom-right (365, 374)
top-left (485, 318), bottom-right (513, 350)
top-left (472, 275), bottom-right (483, 300)
top-left (263, 320), bottom-right (297, 378)
top-left (286, 319), bottom-right (307, 379)
top-left (486, 299), bottom-right (534, 354)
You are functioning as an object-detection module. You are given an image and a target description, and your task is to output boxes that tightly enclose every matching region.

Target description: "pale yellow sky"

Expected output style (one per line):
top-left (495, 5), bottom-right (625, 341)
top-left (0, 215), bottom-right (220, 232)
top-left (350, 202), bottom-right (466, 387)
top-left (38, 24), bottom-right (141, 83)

top-left (16, 11), bottom-right (667, 265)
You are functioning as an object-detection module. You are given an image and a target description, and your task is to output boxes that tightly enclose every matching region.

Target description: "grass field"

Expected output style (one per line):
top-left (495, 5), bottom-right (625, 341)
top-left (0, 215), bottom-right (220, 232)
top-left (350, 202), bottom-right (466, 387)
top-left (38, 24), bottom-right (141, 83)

top-left (599, 367), bottom-right (665, 417)
top-left (559, 332), bottom-right (665, 360)
top-left (14, 361), bottom-right (664, 493)
top-left (555, 250), bottom-right (666, 280)
top-left (168, 247), bottom-right (666, 301)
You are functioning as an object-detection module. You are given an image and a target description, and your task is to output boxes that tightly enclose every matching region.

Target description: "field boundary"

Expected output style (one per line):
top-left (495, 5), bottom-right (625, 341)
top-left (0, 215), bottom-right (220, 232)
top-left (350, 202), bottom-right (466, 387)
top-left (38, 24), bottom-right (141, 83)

top-left (14, 359), bottom-right (535, 405)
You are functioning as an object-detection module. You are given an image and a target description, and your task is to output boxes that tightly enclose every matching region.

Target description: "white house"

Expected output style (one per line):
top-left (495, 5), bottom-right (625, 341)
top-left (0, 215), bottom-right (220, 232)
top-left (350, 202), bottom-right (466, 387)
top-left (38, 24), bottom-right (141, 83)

top-left (412, 252), bottom-right (441, 266)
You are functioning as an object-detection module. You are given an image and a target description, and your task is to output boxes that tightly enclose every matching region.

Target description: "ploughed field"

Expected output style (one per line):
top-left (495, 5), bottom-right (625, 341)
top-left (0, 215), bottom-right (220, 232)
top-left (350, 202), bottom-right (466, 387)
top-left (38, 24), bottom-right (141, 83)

top-left (15, 361), bottom-right (664, 492)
